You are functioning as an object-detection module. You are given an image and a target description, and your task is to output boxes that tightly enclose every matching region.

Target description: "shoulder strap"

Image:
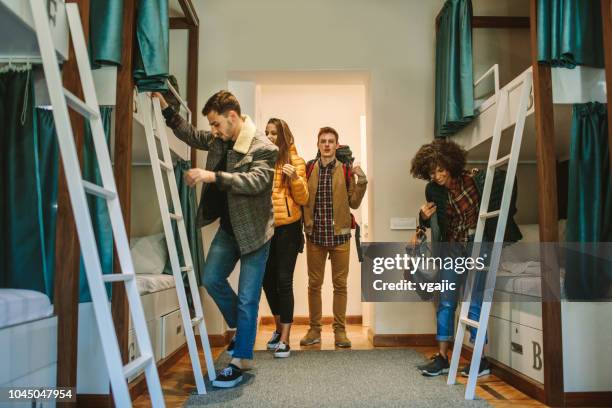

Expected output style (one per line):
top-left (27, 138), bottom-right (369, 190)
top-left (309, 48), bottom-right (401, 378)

top-left (342, 163), bottom-right (351, 190)
top-left (306, 160), bottom-right (316, 179)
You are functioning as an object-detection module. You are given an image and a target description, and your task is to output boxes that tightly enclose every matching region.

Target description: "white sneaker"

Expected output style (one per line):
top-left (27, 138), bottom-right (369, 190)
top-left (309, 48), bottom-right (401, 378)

top-left (274, 342), bottom-right (291, 358)
top-left (266, 331), bottom-right (281, 350)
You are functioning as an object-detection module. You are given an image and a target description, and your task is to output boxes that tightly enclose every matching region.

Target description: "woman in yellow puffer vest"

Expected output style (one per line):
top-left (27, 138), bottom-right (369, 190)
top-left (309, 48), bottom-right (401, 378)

top-left (262, 118), bottom-right (309, 358)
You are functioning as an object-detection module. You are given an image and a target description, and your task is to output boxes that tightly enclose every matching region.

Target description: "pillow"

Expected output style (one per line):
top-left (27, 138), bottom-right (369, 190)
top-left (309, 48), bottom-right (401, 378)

top-left (130, 233), bottom-right (168, 274)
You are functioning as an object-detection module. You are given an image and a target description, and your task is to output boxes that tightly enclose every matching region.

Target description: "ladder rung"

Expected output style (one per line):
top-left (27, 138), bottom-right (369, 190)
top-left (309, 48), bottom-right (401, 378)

top-left (82, 180), bottom-right (117, 200)
top-left (490, 154), bottom-right (511, 168)
top-left (159, 159), bottom-right (173, 171)
top-left (480, 210), bottom-right (500, 219)
top-left (63, 88), bottom-right (100, 119)
top-left (460, 317), bottom-right (480, 329)
top-left (191, 316), bottom-right (203, 326)
top-left (102, 274), bottom-right (135, 283)
top-left (169, 213), bottom-right (183, 221)
top-left (123, 355), bottom-right (153, 379)
top-left (181, 266), bottom-right (193, 272)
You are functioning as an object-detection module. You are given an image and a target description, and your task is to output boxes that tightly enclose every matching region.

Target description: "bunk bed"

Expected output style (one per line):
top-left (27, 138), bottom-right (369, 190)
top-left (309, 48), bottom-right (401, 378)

top-left (118, 2), bottom-right (202, 399)
top-left (77, 86), bottom-right (194, 392)
top-left (0, 0), bottom-right (70, 399)
top-left (1, 0), bottom-right (202, 404)
top-left (443, 1), bottom-right (612, 405)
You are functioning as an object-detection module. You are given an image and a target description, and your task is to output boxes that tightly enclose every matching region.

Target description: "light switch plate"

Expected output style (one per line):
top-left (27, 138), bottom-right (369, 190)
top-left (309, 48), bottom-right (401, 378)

top-left (390, 217), bottom-right (416, 230)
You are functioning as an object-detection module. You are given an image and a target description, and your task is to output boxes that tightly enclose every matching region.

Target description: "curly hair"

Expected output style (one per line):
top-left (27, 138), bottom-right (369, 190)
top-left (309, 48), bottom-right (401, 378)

top-left (410, 139), bottom-right (467, 180)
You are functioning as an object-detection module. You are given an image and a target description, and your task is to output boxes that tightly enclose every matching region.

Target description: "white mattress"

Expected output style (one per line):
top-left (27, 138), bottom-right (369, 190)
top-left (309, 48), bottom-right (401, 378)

top-left (136, 274), bottom-right (176, 295)
top-left (495, 261), bottom-right (566, 298)
top-left (0, 289), bottom-right (54, 329)
top-left (496, 261), bottom-right (542, 298)
top-left (496, 275), bottom-right (542, 298)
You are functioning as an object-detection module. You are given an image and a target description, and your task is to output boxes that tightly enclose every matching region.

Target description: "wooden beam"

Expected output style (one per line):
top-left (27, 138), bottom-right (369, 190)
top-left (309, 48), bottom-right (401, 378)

top-left (602, 0), bottom-right (612, 176)
top-left (111, 0), bottom-right (136, 375)
top-left (170, 17), bottom-right (192, 30)
top-left (55, 1), bottom-right (89, 406)
top-left (177, 0), bottom-right (199, 27)
top-left (472, 16), bottom-right (530, 29)
top-left (188, 26), bottom-right (199, 166)
top-left (530, 0), bottom-right (564, 406)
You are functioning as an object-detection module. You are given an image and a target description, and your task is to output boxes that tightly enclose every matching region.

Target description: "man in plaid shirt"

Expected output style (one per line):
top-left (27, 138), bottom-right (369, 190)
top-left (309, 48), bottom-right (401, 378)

top-left (301, 127), bottom-right (367, 348)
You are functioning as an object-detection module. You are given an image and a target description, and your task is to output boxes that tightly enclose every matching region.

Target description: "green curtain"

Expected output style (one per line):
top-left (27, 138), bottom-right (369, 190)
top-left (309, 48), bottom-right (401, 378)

top-left (79, 107), bottom-right (114, 302)
top-left (537, 0), bottom-right (605, 68)
top-left (164, 160), bottom-right (205, 287)
top-left (0, 68), bottom-right (58, 299)
top-left (134, 0), bottom-right (169, 92)
top-left (35, 109), bottom-right (60, 301)
top-left (565, 102), bottom-right (612, 300)
top-left (434, 0), bottom-right (475, 138)
top-left (89, 0), bottom-right (125, 68)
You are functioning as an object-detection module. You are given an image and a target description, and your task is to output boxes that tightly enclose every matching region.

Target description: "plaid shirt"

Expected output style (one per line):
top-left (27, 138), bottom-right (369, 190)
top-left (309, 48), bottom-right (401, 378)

top-left (446, 171), bottom-right (480, 242)
top-left (309, 159), bottom-right (351, 247)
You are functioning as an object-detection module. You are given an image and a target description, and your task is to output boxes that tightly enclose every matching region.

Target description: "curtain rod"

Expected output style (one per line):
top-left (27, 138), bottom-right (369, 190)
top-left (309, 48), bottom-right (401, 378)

top-left (467, 160), bottom-right (537, 164)
top-left (0, 57), bottom-right (43, 64)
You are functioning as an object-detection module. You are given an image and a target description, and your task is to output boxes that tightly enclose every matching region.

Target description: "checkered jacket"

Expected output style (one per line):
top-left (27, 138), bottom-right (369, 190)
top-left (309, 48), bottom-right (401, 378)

top-left (164, 109), bottom-right (278, 254)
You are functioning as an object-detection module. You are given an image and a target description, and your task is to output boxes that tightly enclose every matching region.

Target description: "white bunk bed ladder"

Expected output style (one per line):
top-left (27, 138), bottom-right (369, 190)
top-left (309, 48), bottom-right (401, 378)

top-left (29, 1), bottom-right (165, 407)
top-left (447, 70), bottom-right (534, 400)
top-left (137, 92), bottom-right (217, 395)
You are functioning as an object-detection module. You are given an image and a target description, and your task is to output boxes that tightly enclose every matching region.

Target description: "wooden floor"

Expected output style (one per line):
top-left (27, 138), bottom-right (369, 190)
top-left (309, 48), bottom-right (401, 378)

top-left (133, 323), bottom-right (547, 408)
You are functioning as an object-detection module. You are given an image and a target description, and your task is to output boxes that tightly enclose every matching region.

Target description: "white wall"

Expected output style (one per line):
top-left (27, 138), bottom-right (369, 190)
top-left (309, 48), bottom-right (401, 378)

top-left (170, 0), bottom-right (532, 336)
top-left (255, 83), bottom-right (366, 318)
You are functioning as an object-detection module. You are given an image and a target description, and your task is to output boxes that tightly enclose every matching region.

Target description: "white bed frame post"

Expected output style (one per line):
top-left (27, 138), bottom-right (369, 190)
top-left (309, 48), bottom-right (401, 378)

top-left (30, 1), bottom-right (165, 406)
top-left (447, 70), bottom-right (534, 400)
top-left (137, 92), bottom-right (217, 394)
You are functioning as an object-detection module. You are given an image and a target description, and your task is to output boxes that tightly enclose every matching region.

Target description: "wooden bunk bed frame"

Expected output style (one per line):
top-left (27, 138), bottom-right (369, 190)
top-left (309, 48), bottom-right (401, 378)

top-left (50, 0), bottom-right (201, 406)
top-left (437, 1), bottom-right (612, 406)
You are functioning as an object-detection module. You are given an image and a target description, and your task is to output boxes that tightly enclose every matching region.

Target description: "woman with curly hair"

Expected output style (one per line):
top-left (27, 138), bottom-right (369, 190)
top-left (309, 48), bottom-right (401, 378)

top-left (262, 118), bottom-right (309, 358)
top-left (409, 139), bottom-right (522, 377)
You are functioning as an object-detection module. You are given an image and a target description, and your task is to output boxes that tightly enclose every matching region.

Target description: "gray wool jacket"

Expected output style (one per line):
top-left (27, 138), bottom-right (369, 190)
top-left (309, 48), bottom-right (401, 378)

top-left (163, 109), bottom-right (278, 254)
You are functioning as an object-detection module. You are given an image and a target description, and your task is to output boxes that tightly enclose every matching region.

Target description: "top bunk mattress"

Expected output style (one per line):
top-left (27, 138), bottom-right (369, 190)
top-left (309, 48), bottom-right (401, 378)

top-left (0, 289), bottom-right (54, 329)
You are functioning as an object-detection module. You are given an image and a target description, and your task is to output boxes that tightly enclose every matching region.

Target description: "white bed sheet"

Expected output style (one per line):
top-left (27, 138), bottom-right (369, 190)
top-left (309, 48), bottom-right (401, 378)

top-left (136, 274), bottom-right (176, 295)
top-left (0, 289), bottom-right (54, 329)
top-left (496, 261), bottom-right (565, 298)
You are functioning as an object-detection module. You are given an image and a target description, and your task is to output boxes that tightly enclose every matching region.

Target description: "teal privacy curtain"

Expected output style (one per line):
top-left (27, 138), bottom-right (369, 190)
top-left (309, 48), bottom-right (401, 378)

top-left (0, 68), bottom-right (58, 299)
top-left (35, 109), bottom-right (60, 301)
top-left (165, 160), bottom-right (205, 296)
top-left (537, 0), bottom-right (605, 68)
top-left (79, 107), bottom-right (114, 302)
top-left (565, 102), bottom-right (612, 300)
top-left (134, 0), bottom-right (169, 92)
top-left (434, 0), bottom-right (475, 138)
top-left (89, 0), bottom-right (125, 68)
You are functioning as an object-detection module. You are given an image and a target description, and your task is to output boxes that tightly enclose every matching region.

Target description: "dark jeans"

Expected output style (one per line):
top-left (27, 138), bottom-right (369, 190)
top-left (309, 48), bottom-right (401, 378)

top-left (263, 220), bottom-right (302, 324)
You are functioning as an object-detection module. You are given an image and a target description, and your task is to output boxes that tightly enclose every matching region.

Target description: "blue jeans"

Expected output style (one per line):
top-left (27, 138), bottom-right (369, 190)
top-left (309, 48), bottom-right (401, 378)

top-left (202, 228), bottom-right (271, 359)
top-left (436, 267), bottom-right (486, 343)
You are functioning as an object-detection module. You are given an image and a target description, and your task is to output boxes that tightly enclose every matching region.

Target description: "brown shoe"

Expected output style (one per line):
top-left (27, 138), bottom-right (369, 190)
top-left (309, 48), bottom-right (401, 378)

top-left (334, 329), bottom-right (352, 348)
top-left (300, 329), bottom-right (321, 346)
